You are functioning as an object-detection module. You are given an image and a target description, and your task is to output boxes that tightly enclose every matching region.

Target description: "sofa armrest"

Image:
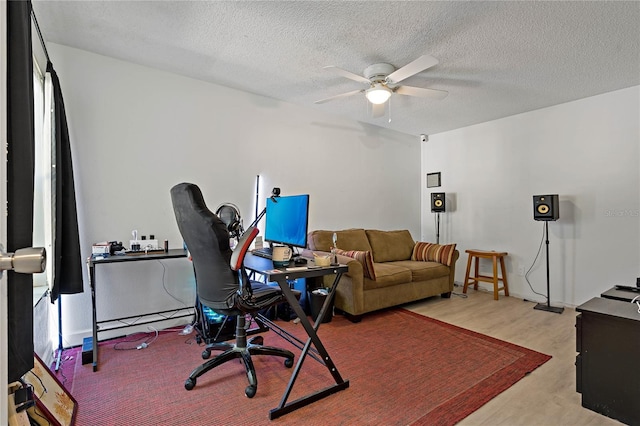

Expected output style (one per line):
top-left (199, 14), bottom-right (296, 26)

top-left (333, 254), bottom-right (365, 315)
top-left (447, 250), bottom-right (460, 291)
top-left (303, 249), bottom-right (365, 314)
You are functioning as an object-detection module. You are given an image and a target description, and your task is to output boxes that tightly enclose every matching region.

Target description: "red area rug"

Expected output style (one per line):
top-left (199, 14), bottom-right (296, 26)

top-left (64, 309), bottom-right (550, 425)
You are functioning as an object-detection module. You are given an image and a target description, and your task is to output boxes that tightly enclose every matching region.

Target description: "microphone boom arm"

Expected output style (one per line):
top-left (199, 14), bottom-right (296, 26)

top-left (248, 187), bottom-right (280, 229)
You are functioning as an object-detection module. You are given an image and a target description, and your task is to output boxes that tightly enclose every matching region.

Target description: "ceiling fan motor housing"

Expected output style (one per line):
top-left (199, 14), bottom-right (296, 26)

top-left (364, 63), bottom-right (396, 84)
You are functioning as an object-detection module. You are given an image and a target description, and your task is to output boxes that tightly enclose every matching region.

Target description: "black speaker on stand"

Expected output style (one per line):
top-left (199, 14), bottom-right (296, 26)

top-left (532, 195), bottom-right (564, 314)
top-left (431, 193), bottom-right (445, 244)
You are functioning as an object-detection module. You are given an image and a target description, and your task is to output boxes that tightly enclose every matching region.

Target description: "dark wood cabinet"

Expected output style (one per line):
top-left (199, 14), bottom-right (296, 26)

top-left (576, 296), bottom-right (640, 425)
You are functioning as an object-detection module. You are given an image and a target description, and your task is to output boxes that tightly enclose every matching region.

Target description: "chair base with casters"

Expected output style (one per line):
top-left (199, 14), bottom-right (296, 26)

top-left (185, 312), bottom-right (294, 398)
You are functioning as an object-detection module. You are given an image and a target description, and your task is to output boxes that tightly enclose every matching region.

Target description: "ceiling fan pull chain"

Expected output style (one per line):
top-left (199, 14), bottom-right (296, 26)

top-left (388, 100), bottom-right (392, 123)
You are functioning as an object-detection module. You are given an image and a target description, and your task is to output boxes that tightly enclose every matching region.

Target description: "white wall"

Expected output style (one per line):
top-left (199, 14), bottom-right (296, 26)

top-left (422, 86), bottom-right (640, 307)
top-left (48, 44), bottom-right (421, 346)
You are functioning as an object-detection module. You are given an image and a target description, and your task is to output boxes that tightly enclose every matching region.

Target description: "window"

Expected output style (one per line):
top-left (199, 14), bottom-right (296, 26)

top-left (32, 58), bottom-right (54, 290)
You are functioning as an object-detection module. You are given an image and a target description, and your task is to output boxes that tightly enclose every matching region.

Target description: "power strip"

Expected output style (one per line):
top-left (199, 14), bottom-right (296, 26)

top-left (129, 239), bottom-right (158, 250)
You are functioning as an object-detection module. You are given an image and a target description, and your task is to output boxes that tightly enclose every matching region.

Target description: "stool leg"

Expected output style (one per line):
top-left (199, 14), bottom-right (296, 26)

top-left (500, 257), bottom-right (509, 297)
top-left (473, 257), bottom-right (479, 290)
top-left (492, 256), bottom-right (499, 300)
top-left (463, 255), bottom-right (473, 294)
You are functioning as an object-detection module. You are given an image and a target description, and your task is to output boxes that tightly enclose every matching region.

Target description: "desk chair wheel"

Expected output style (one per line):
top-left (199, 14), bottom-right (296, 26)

top-left (245, 385), bottom-right (257, 398)
top-left (202, 349), bottom-right (211, 359)
top-left (185, 377), bottom-right (196, 391)
top-left (284, 358), bottom-right (294, 368)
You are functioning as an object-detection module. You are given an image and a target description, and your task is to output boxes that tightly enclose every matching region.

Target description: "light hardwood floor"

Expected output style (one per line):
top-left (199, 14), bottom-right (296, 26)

top-left (404, 285), bottom-right (623, 426)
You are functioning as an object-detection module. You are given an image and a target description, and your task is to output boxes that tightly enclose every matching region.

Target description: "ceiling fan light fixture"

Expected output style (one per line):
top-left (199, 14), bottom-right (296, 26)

top-left (365, 84), bottom-right (392, 104)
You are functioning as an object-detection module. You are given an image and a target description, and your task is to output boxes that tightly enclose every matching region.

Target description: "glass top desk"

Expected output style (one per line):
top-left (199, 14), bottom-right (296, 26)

top-left (244, 253), bottom-right (350, 420)
top-left (86, 249), bottom-right (190, 372)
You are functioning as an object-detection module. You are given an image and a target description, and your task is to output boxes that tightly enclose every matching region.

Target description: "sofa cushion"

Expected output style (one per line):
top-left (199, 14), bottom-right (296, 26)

top-left (364, 263), bottom-right (412, 290)
top-left (391, 260), bottom-right (451, 282)
top-left (411, 242), bottom-right (457, 266)
top-left (335, 249), bottom-right (376, 280)
top-left (307, 229), bottom-right (372, 252)
top-left (365, 230), bottom-right (415, 263)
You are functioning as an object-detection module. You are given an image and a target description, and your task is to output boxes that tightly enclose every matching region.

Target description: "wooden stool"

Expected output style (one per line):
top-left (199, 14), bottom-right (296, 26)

top-left (463, 250), bottom-right (509, 300)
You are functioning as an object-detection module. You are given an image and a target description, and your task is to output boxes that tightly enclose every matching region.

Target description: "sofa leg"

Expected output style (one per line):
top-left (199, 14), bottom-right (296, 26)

top-left (441, 292), bottom-right (452, 298)
top-left (345, 313), bottom-right (362, 323)
top-left (335, 310), bottom-right (361, 323)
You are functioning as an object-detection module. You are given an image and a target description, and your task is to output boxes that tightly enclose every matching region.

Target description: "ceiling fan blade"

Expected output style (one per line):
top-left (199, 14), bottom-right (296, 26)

top-left (386, 55), bottom-right (439, 84)
top-left (314, 89), bottom-right (364, 104)
top-left (395, 85), bottom-right (448, 100)
top-left (371, 102), bottom-right (385, 118)
top-left (323, 66), bottom-right (371, 84)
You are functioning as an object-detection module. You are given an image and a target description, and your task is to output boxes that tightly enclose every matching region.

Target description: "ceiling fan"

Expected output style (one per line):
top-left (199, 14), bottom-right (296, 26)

top-left (315, 55), bottom-right (448, 117)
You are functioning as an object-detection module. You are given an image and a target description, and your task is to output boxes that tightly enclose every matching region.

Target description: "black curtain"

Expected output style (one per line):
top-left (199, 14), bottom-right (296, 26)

top-left (7, 0), bottom-right (35, 382)
top-left (46, 62), bottom-right (83, 301)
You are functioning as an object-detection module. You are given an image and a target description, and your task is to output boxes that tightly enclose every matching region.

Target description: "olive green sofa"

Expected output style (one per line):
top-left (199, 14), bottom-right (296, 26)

top-left (303, 229), bottom-right (458, 322)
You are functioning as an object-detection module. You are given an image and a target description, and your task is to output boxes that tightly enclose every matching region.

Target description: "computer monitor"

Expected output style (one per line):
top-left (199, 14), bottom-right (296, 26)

top-left (264, 194), bottom-right (309, 249)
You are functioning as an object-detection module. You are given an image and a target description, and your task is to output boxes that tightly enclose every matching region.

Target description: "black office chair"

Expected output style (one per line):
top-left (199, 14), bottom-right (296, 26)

top-left (170, 183), bottom-right (294, 398)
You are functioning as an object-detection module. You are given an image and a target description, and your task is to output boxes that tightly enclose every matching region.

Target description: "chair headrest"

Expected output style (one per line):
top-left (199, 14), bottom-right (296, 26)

top-left (170, 182), bottom-right (232, 265)
top-left (231, 226), bottom-right (259, 272)
top-left (170, 183), bottom-right (208, 218)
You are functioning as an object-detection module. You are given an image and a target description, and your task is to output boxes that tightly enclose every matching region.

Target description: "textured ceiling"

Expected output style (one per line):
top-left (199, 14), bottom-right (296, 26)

top-left (32, 1), bottom-right (640, 136)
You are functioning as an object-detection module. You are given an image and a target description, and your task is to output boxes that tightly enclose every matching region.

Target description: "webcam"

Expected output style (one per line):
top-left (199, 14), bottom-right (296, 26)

top-left (270, 187), bottom-right (281, 203)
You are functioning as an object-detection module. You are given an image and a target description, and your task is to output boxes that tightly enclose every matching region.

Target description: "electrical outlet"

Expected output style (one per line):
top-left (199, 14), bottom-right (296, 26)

top-left (517, 265), bottom-right (525, 276)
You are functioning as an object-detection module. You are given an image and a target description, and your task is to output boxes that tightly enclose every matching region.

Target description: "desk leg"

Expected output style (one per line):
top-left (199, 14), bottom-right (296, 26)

top-left (89, 263), bottom-right (98, 372)
top-left (269, 273), bottom-right (349, 419)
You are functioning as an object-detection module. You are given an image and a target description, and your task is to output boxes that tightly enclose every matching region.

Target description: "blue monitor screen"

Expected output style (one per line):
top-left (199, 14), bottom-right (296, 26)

top-left (264, 194), bottom-right (309, 249)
